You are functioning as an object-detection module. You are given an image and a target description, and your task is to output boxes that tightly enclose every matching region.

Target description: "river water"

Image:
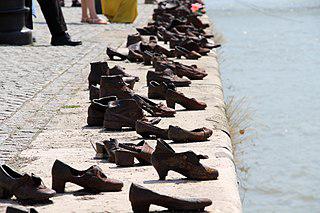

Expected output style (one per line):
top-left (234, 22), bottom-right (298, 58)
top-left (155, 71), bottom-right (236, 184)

top-left (206, 1), bottom-right (320, 212)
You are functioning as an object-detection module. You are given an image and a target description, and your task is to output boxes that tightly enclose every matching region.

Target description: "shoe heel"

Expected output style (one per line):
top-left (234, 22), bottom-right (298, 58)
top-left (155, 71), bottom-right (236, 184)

top-left (103, 121), bottom-right (123, 131)
top-left (166, 98), bottom-right (176, 109)
top-left (52, 178), bottom-right (66, 193)
top-left (153, 163), bottom-right (169, 180)
top-left (0, 186), bottom-right (13, 199)
top-left (131, 202), bottom-right (150, 213)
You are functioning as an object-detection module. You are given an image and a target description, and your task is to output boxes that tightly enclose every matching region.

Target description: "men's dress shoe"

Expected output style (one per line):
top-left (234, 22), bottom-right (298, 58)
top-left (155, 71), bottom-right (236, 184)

top-left (129, 183), bottom-right (212, 213)
top-left (151, 139), bottom-right (218, 180)
top-left (166, 89), bottom-right (207, 110)
top-left (135, 120), bottom-right (169, 139)
top-left (168, 125), bottom-right (213, 142)
top-left (51, 160), bottom-right (123, 193)
top-left (51, 33), bottom-right (82, 46)
top-left (6, 207), bottom-right (38, 213)
top-left (147, 70), bottom-right (191, 87)
top-left (148, 81), bottom-right (176, 100)
top-left (0, 165), bottom-right (56, 201)
top-left (87, 96), bottom-right (117, 126)
top-left (115, 141), bottom-right (154, 167)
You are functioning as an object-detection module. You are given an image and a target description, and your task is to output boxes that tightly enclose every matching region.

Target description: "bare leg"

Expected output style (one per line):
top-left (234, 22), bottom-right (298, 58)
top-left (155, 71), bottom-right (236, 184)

top-left (87, 0), bottom-right (107, 24)
top-left (88, 0), bottom-right (98, 19)
top-left (81, 0), bottom-right (89, 21)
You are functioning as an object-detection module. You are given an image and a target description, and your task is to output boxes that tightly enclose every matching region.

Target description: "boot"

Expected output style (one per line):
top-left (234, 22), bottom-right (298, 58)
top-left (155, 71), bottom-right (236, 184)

top-left (87, 96), bottom-right (117, 126)
top-left (151, 139), bottom-right (218, 180)
top-left (148, 81), bottom-right (175, 100)
top-left (126, 33), bottom-right (142, 47)
top-left (88, 61), bottom-right (109, 89)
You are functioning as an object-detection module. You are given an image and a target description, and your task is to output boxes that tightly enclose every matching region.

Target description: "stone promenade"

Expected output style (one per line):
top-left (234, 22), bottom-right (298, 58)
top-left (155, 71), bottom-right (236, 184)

top-left (0, 0), bottom-right (241, 212)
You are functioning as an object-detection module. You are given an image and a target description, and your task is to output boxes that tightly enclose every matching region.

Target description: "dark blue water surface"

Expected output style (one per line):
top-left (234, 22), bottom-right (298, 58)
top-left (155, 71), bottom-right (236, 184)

top-left (207, 0), bottom-right (320, 212)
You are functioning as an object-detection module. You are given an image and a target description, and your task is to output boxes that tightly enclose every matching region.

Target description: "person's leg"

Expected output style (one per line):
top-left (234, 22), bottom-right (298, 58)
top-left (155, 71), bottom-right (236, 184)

top-left (81, 0), bottom-right (89, 21)
top-left (111, 0), bottom-right (138, 23)
top-left (25, 0), bottom-right (33, 30)
top-left (36, 0), bottom-right (67, 36)
top-left (36, 0), bottom-right (82, 46)
top-left (87, 0), bottom-right (107, 24)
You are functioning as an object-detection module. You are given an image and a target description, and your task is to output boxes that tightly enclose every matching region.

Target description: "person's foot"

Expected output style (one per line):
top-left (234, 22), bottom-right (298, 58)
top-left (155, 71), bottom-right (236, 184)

top-left (51, 33), bottom-right (82, 46)
top-left (71, 0), bottom-right (81, 7)
top-left (88, 18), bottom-right (108, 24)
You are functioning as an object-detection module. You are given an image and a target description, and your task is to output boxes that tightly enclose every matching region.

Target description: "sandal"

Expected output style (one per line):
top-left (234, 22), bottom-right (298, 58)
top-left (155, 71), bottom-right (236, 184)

top-left (88, 18), bottom-right (108, 25)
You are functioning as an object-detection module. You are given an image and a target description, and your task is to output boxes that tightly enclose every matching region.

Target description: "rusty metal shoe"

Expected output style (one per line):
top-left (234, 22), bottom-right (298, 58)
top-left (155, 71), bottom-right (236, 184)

top-left (166, 89), bottom-right (207, 110)
top-left (103, 99), bottom-right (161, 131)
top-left (106, 47), bottom-right (127, 61)
top-left (133, 95), bottom-right (176, 117)
top-left (151, 139), bottom-right (218, 180)
top-left (87, 96), bottom-right (117, 126)
top-left (99, 75), bottom-right (134, 99)
top-left (103, 138), bottom-right (120, 163)
top-left (148, 81), bottom-right (176, 100)
top-left (147, 70), bottom-right (191, 87)
top-left (126, 33), bottom-right (142, 47)
top-left (174, 61), bottom-right (208, 80)
top-left (0, 165), bottom-right (56, 201)
top-left (135, 120), bottom-right (169, 139)
top-left (89, 84), bottom-right (100, 101)
top-left (175, 46), bottom-right (201, 60)
top-left (129, 183), bottom-right (212, 212)
top-left (168, 126), bottom-right (213, 143)
top-left (51, 160), bottom-right (123, 193)
top-left (94, 142), bottom-right (108, 159)
top-left (115, 141), bottom-right (154, 167)
top-left (6, 206), bottom-right (38, 213)
top-left (89, 61), bottom-right (109, 89)
top-left (109, 65), bottom-right (139, 82)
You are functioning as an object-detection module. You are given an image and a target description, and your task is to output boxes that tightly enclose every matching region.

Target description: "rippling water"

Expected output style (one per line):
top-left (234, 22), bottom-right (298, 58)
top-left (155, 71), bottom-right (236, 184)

top-left (206, 0), bottom-right (320, 212)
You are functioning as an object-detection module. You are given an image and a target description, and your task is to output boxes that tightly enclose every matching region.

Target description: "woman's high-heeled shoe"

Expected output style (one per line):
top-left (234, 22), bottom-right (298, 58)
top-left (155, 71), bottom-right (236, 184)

top-left (51, 160), bottom-right (123, 193)
top-left (175, 46), bottom-right (201, 60)
top-left (151, 139), bottom-right (218, 180)
top-left (174, 62), bottom-right (208, 80)
top-left (106, 47), bottom-right (127, 61)
top-left (129, 183), bottom-right (212, 213)
top-left (166, 89), bottom-right (207, 110)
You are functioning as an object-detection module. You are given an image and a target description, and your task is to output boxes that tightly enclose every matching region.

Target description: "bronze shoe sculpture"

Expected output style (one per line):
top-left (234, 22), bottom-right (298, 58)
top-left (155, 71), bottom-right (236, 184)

top-left (89, 61), bottom-right (109, 89)
top-left (174, 62), bottom-right (208, 80)
top-left (147, 69), bottom-right (191, 87)
top-left (166, 89), bottom-right (207, 110)
top-left (0, 165), bottom-right (56, 201)
top-left (51, 160), bottom-right (123, 193)
top-left (87, 96), bottom-right (117, 126)
top-left (106, 47), bottom-right (127, 61)
top-left (6, 207), bottom-right (38, 213)
top-left (168, 125), bottom-right (213, 143)
top-left (151, 139), bottom-right (218, 180)
top-left (115, 141), bottom-right (154, 167)
top-left (129, 183), bottom-right (212, 212)
top-left (135, 120), bottom-right (169, 139)
top-left (103, 99), bottom-right (161, 131)
top-left (148, 81), bottom-right (176, 100)
top-left (100, 75), bottom-right (175, 117)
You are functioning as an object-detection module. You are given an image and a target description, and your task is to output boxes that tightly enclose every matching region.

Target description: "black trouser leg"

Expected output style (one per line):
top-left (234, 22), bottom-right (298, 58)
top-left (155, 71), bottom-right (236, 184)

top-left (25, 0), bottom-right (33, 30)
top-left (36, 0), bottom-right (67, 37)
